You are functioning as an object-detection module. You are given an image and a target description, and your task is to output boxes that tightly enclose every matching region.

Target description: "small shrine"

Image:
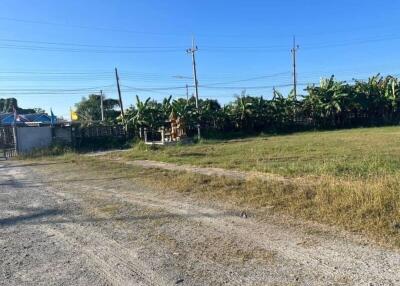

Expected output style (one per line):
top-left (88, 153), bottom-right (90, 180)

top-left (143, 113), bottom-right (187, 145)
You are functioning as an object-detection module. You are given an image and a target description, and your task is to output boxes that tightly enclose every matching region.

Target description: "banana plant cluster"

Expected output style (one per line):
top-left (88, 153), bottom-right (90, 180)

top-left (123, 74), bottom-right (400, 135)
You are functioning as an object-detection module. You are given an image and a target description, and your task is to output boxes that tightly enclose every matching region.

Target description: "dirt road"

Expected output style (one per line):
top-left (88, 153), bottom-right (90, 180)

top-left (1, 160), bottom-right (400, 285)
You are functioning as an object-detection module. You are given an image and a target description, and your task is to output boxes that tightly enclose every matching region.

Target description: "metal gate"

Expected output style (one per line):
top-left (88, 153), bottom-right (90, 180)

top-left (0, 126), bottom-right (16, 159)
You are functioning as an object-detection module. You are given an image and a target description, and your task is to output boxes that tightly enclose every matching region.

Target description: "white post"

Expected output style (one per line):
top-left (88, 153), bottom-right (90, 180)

top-left (197, 124), bottom-right (201, 140)
top-left (161, 127), bottom-right (165, 144)
top-left (144, 128), bottom-right (148, 143)
top-left (12, 125), bottom-right (18, 155)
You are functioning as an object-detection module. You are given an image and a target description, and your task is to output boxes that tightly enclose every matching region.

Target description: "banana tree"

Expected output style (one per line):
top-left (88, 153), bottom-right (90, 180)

top-left (304, 76), bottom-right (347, 126)
top-left (229, 91), bottom-right (254, 130)
top-left (128, 95), bottom-right (151, 128)
top-left (353, 74), bottom-right (389, 123)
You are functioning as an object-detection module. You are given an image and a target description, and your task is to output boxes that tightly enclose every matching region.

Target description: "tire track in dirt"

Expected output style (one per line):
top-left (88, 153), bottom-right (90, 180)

top-left (43, 224), bottom-right (165, 286)
top-left (79, 185), bottom-right (400, 285)
top-left (52, 186), bottom-right (255, 285)
top-left (6, 160), bottom-right (400, 285)
top-left (36, 186), bottom-right (169, 286)
top-left (0, 162), bottom-right (168, 286)
top-left (87, 154), bottom-right (400, 283)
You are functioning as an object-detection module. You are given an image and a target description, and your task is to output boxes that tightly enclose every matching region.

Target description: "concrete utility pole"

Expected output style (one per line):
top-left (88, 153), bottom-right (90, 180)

top-left (115, 68), bottom-right (125, 123)
top-left (186, 37), bottom-right (201, 139)
top-left (12, 105), bottom-right (18, 155)
top-left (172, 76), bottom-right (191, 102)
top-left (291, 36), bottom-right (300, 98)
top-left (100, 90), bottom-right (104, 122)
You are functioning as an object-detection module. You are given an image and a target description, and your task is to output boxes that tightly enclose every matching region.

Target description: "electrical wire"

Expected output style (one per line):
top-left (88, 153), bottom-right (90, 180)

top-left (1, 31), bottom-right (399, 55)
top-left (0, 16), bottom-right (187, 37)
top-left (202, 72), bottom-right (292, 86)
top-left (0, 38), bottom-right (186, 50)
top-left (0, 44), bottom-right (184, 54)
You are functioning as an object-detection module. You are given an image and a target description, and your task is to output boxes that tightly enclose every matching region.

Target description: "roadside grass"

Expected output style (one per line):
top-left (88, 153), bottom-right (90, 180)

top-left (16, 143), bottom-right (74, 159)
top-left (31, 155), bottom-right (400, 247)
top-left (22, 126), bottom-right (400, 247)
top-left (123, 126), bottom-right (400, 178)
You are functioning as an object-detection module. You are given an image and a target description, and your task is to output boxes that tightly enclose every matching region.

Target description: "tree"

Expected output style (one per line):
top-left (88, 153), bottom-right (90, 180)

top-left (126, 95), bottom-right (166, 130)
top-left (171, 98), bottom-right (196, 126)
top-left (33, 108), bottom-right (46, 114)
top-left (0, 98), bottom-right (44, 114)
top-left (229, 91), bottom-right (254, 130)
top-left (75, 94), bottom-right (120, 125)
top-left (121, 73), bottom-right (400, 138)
top-left (199, 98), bottom-right (223, 129)
top-left (0, 98), bottom-right (18, 113)
top-left (303, 76), bottom-right (349, 127)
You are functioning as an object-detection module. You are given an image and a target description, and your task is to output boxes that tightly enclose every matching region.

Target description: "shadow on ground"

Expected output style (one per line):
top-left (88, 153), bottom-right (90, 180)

top-left (0, 176), bottom-right (134, 188)
top-left (0, 161), bottom-right (62, 169)
top-left (0, 207), bottom-right (64, 226)
top-left (0, 206), bottom-right (233, 227)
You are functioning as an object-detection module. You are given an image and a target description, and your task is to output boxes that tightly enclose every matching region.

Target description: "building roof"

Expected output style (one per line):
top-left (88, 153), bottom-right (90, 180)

top-left (0, 112), bottom-right (57, 126)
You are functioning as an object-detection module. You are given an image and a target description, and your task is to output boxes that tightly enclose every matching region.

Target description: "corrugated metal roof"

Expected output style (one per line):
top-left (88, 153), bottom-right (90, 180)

top-left (0, 113), bottom-right (56, 125)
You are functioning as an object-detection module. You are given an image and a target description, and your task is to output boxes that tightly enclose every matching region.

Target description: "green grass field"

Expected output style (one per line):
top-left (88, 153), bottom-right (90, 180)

top-left (126, 126), bottom-right (400, 178)
top-left (119, 127), bottom-right (400, 246)
top-left (27, 126), bottom-right (400, 246)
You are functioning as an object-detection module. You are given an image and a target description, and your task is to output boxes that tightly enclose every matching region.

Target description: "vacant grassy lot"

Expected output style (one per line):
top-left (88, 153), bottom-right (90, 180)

top-left (24, 126), bottom-right (400, 247)
top-left (119, 127), bottom-right (400, 246)
top-left (125, 127), bottom-right (400, 178)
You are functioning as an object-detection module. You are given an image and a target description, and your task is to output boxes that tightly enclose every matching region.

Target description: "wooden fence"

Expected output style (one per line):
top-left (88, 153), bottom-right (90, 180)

top-left (73, 125), bottom-right (126, 139)
top-left (0, 126), bottom-right (16, 159)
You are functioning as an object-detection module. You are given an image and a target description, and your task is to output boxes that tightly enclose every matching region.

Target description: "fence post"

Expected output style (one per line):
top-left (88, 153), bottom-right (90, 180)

top-left (144, 128), bottom-right (148, 143)
top-left (12, 125), bottom-right (18, 155)
top-left (161, 127), bottom-right (165, 144)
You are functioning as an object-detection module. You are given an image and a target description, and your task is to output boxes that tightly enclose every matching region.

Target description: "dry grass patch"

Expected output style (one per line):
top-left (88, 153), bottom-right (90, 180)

top-left (31, 156), bottom-right (400, 247)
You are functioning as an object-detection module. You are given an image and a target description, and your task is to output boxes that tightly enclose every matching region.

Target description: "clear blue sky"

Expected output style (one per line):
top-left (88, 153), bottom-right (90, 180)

top-left (0, 0), bottom-right (399, 118)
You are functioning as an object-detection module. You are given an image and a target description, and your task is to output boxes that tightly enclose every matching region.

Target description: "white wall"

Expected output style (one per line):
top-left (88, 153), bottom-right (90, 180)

top-left (16, 127), bottom-right (52, 154)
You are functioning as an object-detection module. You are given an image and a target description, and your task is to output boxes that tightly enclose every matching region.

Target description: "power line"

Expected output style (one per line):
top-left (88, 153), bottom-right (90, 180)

top-left (2, 16), bottom-right (398, 40)
top-left (0, 84), bottom-right (114, 92)
top-left (202, 72), bottom-right (291, 86)
top-left (121, 84), bottom-right (190, 91)
top-left (0, 70), bottom-right (112, 75)
top-left (0, 16), bottom-right (187, 37)
top-left (200, 83), bottom-right (295, 90)
top-left (1, 32), bottom-right (400, 55)
top-left (0, 38), bottom-right (186, 50)
top-left (120, 88), bottom-right (181, 96)
top-left (0, 44), bottom-right (184, 54)
top-left (0, 69), bottom-right (294, 80)
top-left (2, 74), bottom-right (393, 94)
top-left (301, 34), bottom-right (400, 50)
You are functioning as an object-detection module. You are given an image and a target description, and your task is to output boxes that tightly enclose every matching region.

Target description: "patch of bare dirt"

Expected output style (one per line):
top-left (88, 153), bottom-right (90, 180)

top-left (1, 160), bottom-right (400, 285)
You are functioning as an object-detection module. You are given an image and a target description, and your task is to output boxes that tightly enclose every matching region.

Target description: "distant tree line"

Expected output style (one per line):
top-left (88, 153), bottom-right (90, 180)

top-left (73, 74), bottom-right (400, 136)
top-left (120, 74), bottom-right (400, 136)
top-left (0, 98), bottom-right (42, 114)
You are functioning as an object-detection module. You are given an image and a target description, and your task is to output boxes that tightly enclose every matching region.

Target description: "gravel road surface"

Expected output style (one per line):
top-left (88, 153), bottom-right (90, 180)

top-left (1, 160), bottom-right (400, 285)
